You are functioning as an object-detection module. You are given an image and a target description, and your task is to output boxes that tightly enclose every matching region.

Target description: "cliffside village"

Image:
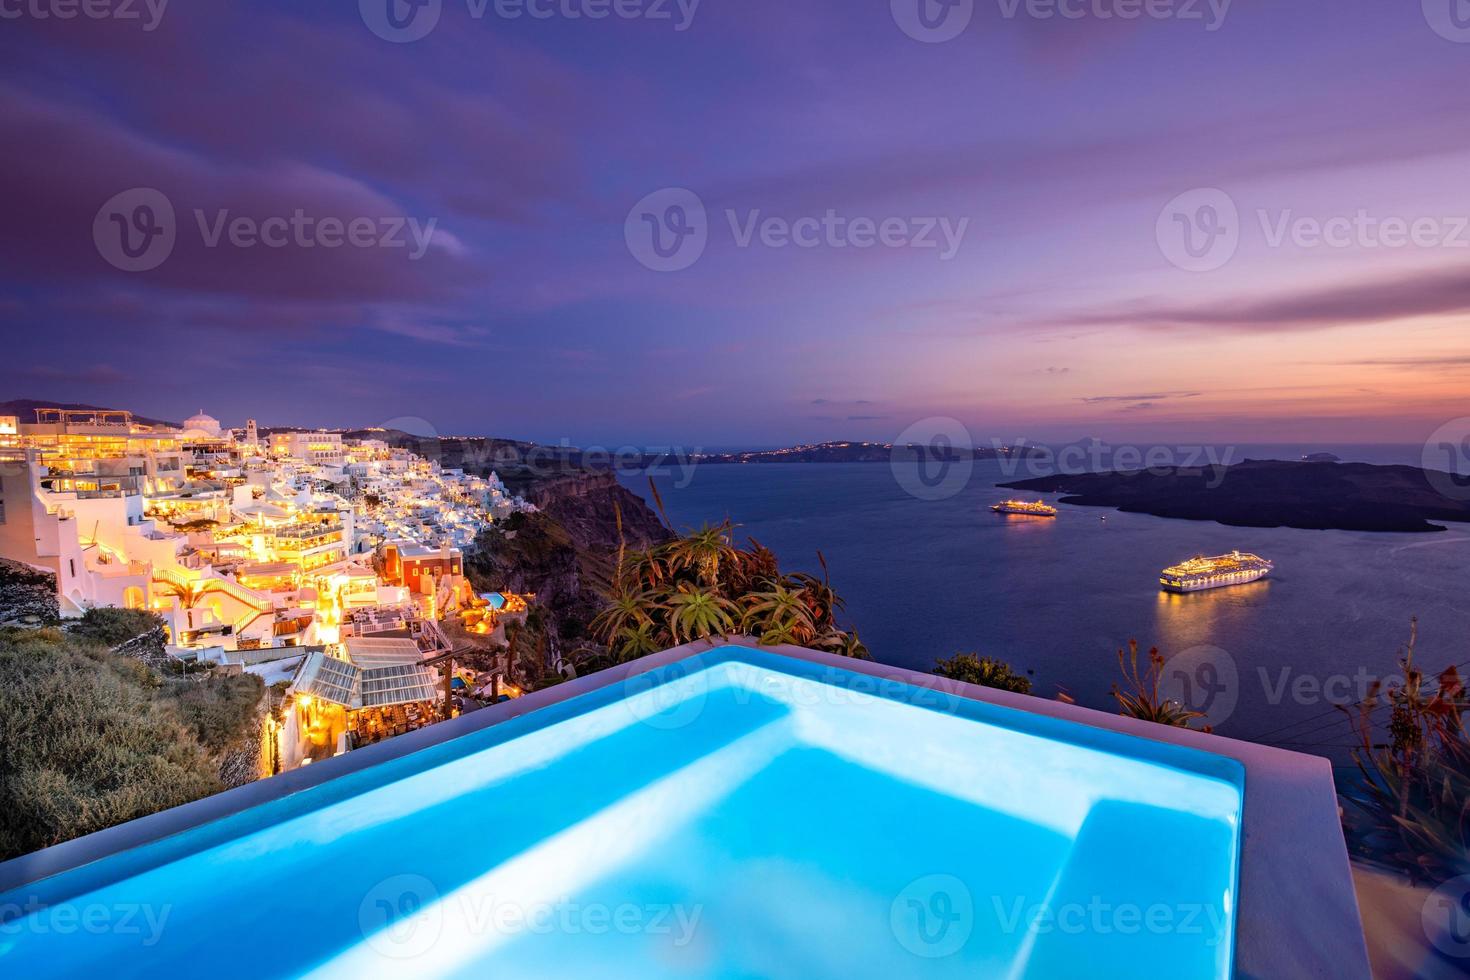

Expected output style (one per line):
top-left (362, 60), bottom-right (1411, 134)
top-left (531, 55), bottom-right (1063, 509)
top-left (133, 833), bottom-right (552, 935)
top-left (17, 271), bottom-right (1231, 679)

top-left (0, 407), bottom-right (536, 771)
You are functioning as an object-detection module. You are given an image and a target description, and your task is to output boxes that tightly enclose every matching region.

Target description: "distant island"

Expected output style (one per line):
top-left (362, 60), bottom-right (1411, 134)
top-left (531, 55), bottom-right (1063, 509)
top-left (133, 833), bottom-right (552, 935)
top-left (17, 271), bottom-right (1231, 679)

top-left (641, 441), bottom-right (1044, 466)
top-left (999, 459), bottom-right (1470, 533)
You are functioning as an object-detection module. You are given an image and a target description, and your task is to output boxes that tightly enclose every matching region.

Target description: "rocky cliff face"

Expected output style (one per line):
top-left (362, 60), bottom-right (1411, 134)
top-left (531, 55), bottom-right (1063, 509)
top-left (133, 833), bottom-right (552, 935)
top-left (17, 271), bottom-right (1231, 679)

top-left (0, 558), bottom-right (59, 627)
top-left (464, 469), bottom-right (669, 664)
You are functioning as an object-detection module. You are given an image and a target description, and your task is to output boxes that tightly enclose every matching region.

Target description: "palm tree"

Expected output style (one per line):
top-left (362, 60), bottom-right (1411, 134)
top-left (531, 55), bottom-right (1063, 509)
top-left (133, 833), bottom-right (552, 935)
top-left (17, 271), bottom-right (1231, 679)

top-left (664, 585), bottom-right (737, 643)
top-left (590, 586), bottom-right (658, 644)
top-left (667, 521), bottom-right (738, 587)
top-left (742, 582), bottom-right (816, 645)
top-left (152, 577), bottom-right (207, 611)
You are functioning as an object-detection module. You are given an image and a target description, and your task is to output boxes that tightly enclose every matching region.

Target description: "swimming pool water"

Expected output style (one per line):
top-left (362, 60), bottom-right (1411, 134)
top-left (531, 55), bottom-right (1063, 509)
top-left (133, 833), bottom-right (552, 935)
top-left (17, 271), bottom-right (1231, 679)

top-left (0, 647), bottom-right (1243, 978)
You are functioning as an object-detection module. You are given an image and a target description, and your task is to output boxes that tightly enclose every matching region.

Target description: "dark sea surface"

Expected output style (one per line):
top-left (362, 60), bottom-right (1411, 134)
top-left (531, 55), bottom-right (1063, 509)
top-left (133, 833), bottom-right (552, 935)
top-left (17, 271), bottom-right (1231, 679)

top-left (621, 446), bottom-right (1470, 760)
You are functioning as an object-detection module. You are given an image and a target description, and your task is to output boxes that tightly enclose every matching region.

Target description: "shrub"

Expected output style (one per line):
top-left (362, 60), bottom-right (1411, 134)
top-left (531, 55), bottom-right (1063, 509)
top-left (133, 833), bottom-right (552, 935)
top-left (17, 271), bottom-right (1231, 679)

top-left (162, 674), bottom-right (265, 753)
top-left (933, 653), bottom-right (1033, 695)
top-left (0, 631), bottom-right (221, 860)
top-left (1340, 620), bottom-right (1470, 884)
top-left (1109, 640), bottom-right (1210, 731)
top-left (66, 606), bottom-right (163, 648)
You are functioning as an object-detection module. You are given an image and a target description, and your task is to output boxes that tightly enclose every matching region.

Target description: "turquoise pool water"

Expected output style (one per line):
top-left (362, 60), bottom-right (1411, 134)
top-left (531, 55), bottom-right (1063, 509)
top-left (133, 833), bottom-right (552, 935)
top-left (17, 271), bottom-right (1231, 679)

top-left (0, 648), bottom-right (1243, 978)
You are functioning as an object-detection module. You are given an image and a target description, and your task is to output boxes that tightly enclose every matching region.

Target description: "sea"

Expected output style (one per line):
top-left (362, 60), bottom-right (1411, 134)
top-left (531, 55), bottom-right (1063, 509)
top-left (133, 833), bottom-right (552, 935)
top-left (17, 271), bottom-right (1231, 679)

top-left (620, 444), bottom-right (1470, 762)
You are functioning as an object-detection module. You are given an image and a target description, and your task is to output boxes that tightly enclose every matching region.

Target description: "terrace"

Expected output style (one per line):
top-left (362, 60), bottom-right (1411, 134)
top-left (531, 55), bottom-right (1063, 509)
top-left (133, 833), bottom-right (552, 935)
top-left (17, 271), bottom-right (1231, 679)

top-left (0, 640), bottom-right (1368, 977)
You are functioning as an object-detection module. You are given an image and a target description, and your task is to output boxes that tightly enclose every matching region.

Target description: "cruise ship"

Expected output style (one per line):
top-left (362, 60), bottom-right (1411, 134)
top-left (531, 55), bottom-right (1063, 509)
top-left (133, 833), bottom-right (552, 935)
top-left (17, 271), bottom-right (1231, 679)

top-left (1160, 551), bottom-right (1273, 593)
top-left (991, 499), bottom-right (1058, 517)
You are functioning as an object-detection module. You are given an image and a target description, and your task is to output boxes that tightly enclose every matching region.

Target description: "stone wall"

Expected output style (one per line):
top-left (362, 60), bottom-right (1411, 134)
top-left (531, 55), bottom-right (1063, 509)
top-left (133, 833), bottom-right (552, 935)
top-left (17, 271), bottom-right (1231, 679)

top-left (0, 557), bottom-right (59, 627)
top-left (110, 625), bottom-right (171, 669)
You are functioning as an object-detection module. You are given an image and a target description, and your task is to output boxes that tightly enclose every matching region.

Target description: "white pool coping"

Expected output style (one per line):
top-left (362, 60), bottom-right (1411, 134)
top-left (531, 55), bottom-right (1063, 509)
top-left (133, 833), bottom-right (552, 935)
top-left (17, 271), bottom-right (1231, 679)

top-left (0, 638), bottom-right (1369, 977)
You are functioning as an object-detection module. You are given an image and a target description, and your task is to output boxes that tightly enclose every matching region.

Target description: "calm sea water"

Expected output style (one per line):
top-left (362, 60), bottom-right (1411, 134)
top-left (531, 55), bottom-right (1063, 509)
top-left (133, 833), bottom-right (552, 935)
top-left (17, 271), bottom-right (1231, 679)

top-left (622, 447), bottom-right (1470, 759)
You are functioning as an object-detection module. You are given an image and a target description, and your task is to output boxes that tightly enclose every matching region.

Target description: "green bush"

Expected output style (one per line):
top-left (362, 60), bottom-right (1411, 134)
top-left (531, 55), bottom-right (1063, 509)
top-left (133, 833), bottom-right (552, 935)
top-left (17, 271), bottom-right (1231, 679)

top-left (163, 674), bottom-right (265, 752)
top-left (0, 631), bottom-right (221, 859)
top-left (933, 653), bottom-right (1033, 695)
top-left (66, 606), bottom-right (163, 648)
top-left (0, 629), bottom-right (264, 861)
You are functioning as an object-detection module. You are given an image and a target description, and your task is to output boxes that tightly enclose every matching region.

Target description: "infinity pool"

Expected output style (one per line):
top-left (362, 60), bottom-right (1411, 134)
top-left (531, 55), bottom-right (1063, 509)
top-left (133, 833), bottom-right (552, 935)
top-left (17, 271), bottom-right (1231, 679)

top-left (0, 647), bottom-right (1243, 978)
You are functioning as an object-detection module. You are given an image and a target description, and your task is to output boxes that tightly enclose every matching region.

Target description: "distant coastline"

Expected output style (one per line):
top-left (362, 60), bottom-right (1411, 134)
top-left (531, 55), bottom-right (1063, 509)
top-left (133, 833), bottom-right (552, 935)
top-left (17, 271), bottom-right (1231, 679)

top-left (1000, 459), bottom-right (1470, 533)
top-left (641, 441), bottom-right (1044, 466)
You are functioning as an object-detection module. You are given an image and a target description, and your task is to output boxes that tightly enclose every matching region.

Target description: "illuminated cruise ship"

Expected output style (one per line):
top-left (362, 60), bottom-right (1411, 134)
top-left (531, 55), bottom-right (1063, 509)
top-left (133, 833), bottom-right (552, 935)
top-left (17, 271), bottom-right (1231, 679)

top-left (1160, 551), bottom-right (1273, 593)
top-left (991, 499), bottom-right (1058, 517)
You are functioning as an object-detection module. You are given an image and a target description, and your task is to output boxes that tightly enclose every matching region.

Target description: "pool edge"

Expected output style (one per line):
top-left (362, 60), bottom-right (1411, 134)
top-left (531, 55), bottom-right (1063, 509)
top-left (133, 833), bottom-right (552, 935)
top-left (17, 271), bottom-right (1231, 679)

top-left (0, 637), bottom-right (1369, 978)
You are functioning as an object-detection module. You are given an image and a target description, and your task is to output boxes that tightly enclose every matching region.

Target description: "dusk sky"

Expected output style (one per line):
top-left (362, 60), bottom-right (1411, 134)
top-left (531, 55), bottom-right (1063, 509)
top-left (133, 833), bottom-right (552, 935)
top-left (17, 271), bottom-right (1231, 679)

top-left (3, 0), bottom-right (1470, 447)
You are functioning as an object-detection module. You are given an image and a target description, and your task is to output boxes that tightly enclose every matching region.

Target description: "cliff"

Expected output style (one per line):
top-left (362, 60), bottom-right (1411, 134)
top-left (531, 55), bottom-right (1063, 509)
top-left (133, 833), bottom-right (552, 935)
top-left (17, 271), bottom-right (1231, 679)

top-left (464, 469), bottom-right (670, 662)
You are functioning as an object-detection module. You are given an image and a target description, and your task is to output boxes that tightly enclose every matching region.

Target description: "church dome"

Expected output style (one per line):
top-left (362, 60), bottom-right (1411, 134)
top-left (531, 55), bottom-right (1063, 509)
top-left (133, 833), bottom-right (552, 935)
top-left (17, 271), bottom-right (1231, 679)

top-left (182, 409), bottom-right (222, 437)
